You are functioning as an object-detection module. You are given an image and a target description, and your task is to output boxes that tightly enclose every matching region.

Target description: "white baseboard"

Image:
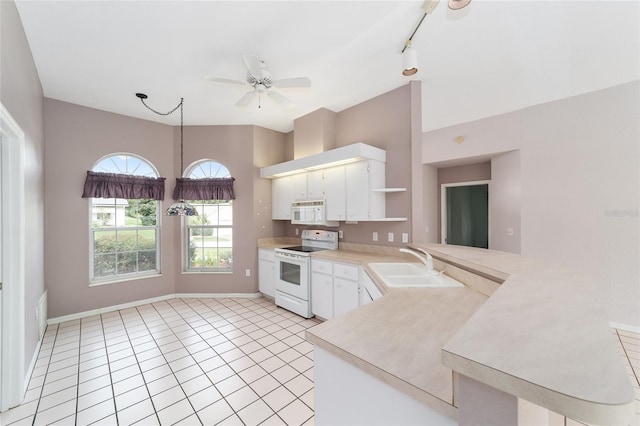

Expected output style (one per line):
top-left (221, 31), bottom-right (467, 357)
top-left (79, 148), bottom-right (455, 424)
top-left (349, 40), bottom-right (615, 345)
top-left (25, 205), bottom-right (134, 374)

top-left (610, 322), bottom-right (640, 334)
top-left (47, 292), bottom-right (263, 325)
top-left (24, 338), bottom-right (41, 394)
top-left (38, 290), bottom-right (48, 340)
top-left (174, 292), bottom-right (262, 300)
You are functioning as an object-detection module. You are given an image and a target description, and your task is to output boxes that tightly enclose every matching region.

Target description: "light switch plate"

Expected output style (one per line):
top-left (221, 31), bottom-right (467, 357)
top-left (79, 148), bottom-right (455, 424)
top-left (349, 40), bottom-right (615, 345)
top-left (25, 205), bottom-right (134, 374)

top-left (338, 230), bottom-right (344, 238)
top-left (402, 233), bottom-right (409, 243)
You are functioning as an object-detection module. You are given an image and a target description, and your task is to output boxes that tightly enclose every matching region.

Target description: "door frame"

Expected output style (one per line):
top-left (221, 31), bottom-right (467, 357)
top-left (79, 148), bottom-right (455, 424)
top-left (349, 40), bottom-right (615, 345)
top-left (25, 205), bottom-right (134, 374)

top-left (0, 103), bottom-right (26, 411)
top-left (440, 180), bottom-right (490, 246)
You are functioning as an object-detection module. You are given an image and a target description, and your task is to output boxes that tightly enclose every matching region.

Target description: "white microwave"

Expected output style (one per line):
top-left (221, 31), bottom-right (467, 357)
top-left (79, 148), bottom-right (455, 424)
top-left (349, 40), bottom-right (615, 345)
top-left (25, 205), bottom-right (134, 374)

top-left (291, 200), bottom-right (338, 226)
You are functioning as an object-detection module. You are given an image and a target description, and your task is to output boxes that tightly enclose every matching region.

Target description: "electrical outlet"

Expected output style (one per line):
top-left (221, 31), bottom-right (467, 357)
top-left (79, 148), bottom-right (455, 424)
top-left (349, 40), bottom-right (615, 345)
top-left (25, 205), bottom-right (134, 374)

top-left (388, 232), bottom-right (394, 242)
top-left (402, 233), bottom-right (409, 243)
top-left (506, 228), bottom-right (514, 236)
top-left (338, 230), bottom-right (344, 239)
top-left (373, 232), bottom-right (378, 241)
top-left (295, 228), bottom-right (299, 236)
top-left (245, 269), bottom-right (251, 277)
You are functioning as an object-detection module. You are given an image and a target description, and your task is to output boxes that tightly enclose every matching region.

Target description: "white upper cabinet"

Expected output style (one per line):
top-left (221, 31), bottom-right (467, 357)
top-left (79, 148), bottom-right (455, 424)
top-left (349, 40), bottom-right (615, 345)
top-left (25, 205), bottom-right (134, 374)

top-left (307, 170), bottom-right (325, 200)
top-left (292, 173), bottom-right (308, 200)
top-left (290, 170), bottom-right (325, 201)
top-left (272, 176), bottom-right (293, 220)
top-left (324, 166), bottom-right (346, 221)
top-left (345, 160), bottom-right (385, 221)
top-left (265, 143), bottom-right (406, 222)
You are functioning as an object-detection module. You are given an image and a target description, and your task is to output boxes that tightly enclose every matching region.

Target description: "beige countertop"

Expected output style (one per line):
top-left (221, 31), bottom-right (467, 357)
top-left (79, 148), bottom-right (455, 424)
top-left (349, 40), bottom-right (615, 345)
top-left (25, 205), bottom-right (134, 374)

top-left (304, 243), bottom-right (635, 424)
top-left (257, 237), bottom-right (301, 250)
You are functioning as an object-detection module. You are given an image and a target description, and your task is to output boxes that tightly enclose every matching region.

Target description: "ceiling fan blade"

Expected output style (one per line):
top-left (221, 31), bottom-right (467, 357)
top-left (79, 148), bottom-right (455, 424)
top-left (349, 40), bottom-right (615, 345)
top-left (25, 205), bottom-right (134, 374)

top-left (242, 51), bottom-right (264, 80)
top-left (273, 77), bottom-right (311, 89)
top-left (267, 91), bottom-right (295, 109)
top-left (236, 90), bottom-right (257, 107)
top-left (203, 76), bottom-right (248, 86)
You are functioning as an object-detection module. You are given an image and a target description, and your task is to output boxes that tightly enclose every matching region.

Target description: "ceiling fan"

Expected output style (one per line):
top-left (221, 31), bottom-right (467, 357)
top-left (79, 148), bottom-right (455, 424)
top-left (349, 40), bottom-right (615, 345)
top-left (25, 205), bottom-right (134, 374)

top-left (204, 52), bottom-right (311, 109)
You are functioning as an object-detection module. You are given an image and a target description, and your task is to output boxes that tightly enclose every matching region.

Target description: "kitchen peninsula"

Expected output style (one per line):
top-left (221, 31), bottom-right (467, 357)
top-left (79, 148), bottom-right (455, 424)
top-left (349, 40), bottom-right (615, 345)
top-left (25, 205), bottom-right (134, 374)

top-left (305, 243), bottom-right (635, 426)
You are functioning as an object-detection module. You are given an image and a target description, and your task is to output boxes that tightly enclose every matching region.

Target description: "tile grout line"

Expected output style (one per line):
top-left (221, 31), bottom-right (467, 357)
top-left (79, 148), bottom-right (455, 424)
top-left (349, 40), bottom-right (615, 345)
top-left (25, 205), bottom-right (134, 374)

top-left (168, 297), bottom-right (290, 424)
top-left (30, 324), bottom-right (61, 426)
top-left (135, 300), bottom-right (204, 424)
top-left (615, 329), bottom-right (640, 388)
top-left (10, 297), bottom-right (318, 426)
top-left (73, 319), bottom-right (84, 426)
top-left (119, 305), bottom-right (166, 425)
top-left (97, 314), bottom-right (120, 426)
top-left (160, 298), bottom-right (246, 425)
top-left (197, 297), bottom-right (315, 423)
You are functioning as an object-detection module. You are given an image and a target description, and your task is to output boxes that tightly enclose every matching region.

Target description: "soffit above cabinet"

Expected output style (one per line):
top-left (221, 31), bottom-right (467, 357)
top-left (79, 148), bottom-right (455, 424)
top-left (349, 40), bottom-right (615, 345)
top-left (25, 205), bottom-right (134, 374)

top-left (260, 143), bottom-right (386, 178)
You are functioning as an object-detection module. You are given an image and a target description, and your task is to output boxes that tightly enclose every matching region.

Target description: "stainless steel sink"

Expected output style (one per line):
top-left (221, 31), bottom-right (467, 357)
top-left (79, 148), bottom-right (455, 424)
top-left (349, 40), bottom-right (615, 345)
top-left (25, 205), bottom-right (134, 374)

top-left (368, 263), bottom-right (464, 288)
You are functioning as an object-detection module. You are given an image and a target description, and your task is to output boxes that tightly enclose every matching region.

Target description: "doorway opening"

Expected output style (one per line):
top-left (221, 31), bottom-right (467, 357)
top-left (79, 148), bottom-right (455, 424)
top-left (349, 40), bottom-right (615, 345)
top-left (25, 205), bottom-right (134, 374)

top-left (441, 181), bottom-right (489, 249)
top-left (0, 103), bottom-right (26, 412)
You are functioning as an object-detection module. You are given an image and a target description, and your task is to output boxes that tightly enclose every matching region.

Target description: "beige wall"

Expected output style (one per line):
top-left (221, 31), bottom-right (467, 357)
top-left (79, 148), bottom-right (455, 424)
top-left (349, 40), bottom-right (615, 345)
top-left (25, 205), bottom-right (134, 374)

top-left (283, 84), bottom-right (415, 246)
top-left (44, 100), bottom-right (177, 318)
top-left (43, 101), bottom-right (288, 316)
top-left (490, 151), bottom-right (521, 253)
top-left (1, 0), bottom-right (46, 373)
top-left (253, 126), bottom-right (287, 240)
top-left (421, 81), bottom-right (640, 328)
top-left (175, 125), bottom-right (272, 294)
top-left (293, 108), bottom-right (337, 159)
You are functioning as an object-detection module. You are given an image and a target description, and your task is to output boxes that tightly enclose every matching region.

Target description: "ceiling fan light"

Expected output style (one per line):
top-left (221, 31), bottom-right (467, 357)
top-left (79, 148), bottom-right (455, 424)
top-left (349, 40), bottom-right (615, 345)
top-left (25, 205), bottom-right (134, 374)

top-left (448, 0), bottom-right (472, 10)
top-left (422, 0), bottom-right (440, 14)
top-left (402, 46), bottom-right (418, 76)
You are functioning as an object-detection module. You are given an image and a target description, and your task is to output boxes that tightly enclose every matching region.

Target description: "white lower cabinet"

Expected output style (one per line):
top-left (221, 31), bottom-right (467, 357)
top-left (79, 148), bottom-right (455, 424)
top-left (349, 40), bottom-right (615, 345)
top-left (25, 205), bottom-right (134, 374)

top-left (311, 259), bottom-right (361, 320)
top-left (258, 249), bottom-right (275, 298)
top-left (334, 277), bottom-right (359, 317)
top-left (333, 263), bottom-right (360, 317)
top-left (311, 259), bottom-right (334, 319)
top-left (360, 271), bottom-right (383, 305)
top-left (312, 271), bottom-right (334, 319)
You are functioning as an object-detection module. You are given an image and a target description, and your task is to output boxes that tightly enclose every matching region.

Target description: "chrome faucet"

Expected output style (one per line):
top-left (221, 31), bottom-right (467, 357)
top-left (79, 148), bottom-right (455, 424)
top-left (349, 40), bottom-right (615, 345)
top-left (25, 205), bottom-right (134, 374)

top-left (399, 248), bottom-right (434, 270)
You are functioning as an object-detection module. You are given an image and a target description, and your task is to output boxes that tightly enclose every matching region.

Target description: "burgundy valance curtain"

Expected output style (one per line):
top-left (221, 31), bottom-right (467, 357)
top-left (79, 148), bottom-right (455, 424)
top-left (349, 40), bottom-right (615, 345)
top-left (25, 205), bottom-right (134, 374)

top-left (172, 177), bottom-right (236, 201)
top-left (81, 171), bottom-right (166, 200)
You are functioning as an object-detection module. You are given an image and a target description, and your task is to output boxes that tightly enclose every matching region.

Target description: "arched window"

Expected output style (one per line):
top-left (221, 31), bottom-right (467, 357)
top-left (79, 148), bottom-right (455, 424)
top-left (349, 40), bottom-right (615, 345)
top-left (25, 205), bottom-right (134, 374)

top-left (185, 160), bottom-right (233, 272)
top-left (89, 153), bottom-right (161, 283)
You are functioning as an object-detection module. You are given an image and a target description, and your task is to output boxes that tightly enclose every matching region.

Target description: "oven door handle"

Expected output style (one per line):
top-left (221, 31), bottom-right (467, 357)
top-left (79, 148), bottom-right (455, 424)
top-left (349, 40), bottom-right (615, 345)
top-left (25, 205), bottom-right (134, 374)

top-left (275, 253), bottom-right (307, 263)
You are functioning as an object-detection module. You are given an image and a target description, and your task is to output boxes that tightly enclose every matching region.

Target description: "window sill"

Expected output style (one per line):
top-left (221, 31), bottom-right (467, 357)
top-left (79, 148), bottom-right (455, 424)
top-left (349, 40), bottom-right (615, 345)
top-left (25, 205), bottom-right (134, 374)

top-left (182, 270), bottom-right (233, 275)
top-left (89, 272), bottom-right (162, 287)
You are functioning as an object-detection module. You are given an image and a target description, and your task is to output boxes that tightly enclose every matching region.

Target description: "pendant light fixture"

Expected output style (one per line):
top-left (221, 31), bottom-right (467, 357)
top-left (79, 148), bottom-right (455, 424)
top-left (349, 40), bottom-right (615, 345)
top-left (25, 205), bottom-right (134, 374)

top-left (402, 40), bottom-right (418, 76)
top-left (401, 0), bottom-right (472, 76)
top-left (135, 93), bottom-right (198, 216)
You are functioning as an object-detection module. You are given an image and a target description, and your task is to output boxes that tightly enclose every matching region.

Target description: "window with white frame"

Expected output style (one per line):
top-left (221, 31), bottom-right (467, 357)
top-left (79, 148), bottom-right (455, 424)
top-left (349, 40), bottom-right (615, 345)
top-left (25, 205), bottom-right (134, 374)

top-left (89, 154), bottom-right (161, 283)
top-left (185, 160), bottom-right (233, 272)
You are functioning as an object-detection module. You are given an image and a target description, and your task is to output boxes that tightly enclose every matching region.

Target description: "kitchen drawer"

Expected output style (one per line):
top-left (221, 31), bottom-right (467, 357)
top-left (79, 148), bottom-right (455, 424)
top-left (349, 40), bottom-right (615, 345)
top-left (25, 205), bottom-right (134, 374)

top-left (259, 249), bottom-right (275, 262)
top-left (312, 259), bottom-right (333, 274)
top-left (334, 263), bottom-right (359, 282)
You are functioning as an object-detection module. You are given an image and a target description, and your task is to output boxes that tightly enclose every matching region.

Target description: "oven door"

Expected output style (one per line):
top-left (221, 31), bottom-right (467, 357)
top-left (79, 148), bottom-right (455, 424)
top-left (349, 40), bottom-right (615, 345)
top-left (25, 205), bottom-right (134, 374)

top-left (275, 251), bottom-right (310, 301)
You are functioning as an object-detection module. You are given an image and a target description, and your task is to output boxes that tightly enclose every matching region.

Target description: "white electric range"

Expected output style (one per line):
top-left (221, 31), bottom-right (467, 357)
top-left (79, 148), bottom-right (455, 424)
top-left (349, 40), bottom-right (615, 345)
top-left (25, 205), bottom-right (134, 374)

top-left (274, 230), bottom-right (339, 318)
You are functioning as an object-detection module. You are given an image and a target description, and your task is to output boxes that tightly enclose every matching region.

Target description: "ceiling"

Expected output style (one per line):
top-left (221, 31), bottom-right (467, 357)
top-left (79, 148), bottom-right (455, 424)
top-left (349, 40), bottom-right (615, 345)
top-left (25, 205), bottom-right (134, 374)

top-left (15, 1), bottom-right (640, 133)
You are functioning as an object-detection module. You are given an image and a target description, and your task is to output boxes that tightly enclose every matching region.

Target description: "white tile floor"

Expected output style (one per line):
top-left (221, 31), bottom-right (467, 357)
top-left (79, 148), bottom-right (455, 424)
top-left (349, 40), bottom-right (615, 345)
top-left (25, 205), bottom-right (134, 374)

top-left (1, 296), bottom-right (639, 426)
top-left (1, 297), bottom-right (319, 426)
